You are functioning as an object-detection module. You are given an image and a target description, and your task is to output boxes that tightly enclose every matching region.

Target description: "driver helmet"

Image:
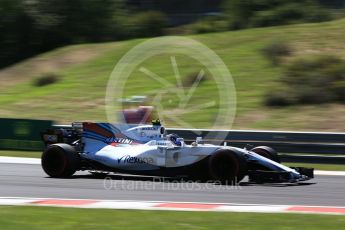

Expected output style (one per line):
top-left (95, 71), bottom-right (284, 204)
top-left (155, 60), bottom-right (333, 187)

top-left (168, 133), bottom-right (182, 146)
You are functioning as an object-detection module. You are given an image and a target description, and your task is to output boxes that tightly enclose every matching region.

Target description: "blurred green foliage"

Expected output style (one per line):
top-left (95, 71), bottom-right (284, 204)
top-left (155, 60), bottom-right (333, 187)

top-left (222, 0), bottom-right (334, 29)
top-left (126, 11), bottom-right (168, 38)
top-left (0, 0), bottom-right (343, 69)
top-left (0, 0), bottom-right (168, 68)
top-left (261, 40), bottom-right (292, 66)
top-left (265, 55), bottom-right (345, 106)
top-left (188, 16), bottom-right (229, 34)
top-left (0, 0), bottom-right (124, 68)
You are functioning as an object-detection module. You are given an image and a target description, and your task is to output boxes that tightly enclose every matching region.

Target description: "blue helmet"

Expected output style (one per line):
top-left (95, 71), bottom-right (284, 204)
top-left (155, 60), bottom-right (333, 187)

top-left (168, 133), bottom-right (181, 146)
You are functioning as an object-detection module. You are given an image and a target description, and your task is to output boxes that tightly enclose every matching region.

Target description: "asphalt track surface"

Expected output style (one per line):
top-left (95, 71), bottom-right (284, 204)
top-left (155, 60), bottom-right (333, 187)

top-left (1, 162), bottom-right (344, 207)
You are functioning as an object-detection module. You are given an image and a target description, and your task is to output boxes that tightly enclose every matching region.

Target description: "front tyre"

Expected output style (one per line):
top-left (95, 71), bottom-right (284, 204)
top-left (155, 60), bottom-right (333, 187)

top-left (208, 150), bottom-right (247, 184)
top-left (251, 146), bottom-right (280, 163)
top-left (41, 144), bottom-right (80, 178)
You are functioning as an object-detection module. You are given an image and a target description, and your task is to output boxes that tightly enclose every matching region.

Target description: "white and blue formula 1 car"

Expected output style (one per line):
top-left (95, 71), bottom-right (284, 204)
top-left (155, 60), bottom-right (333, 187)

top-left (41, 121), bottom-right (314, 184)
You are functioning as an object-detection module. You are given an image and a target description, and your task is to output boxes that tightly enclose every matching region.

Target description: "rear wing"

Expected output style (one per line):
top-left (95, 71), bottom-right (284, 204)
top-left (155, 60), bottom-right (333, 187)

top-left (40, 122), bottom-right (83, 146)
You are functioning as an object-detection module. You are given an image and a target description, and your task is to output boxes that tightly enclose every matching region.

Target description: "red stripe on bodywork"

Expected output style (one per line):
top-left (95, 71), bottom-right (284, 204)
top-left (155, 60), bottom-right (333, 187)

top-left (154, 203), bottom-right (220, 210)
top-left (83, 123), bottom-right (114, 137)
top-left (32, 199), bottom-right (97, 206)
top-left (287, 206), bottom-right (345, 214)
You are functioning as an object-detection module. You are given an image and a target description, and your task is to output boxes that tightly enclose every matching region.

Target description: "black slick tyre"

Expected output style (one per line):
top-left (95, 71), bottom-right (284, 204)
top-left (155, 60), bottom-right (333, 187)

top-left (208, 150), bottom-right (247, 184)
top-left (41, 144), bottom-right (80, 178)
top-left (250, 146), bottom-right (280, 163)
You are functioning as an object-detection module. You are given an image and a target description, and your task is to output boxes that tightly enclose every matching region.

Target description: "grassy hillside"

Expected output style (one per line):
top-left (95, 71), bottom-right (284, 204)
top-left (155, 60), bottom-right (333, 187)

top-left (0, 19), bottom-right (344, 131)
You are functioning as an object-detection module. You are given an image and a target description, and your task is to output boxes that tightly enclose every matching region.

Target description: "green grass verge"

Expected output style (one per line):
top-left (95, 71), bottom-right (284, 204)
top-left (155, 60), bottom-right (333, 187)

top-left (0, 19), bottom-right (344, 131)
top-left (0, 206), bottom-right (344, 230)
top-left (0, 150), bottom-right (41, 158)
top-left (1, 150), bottom-right (344, 171)
top-left (285, 163), bottom-right (345, 171)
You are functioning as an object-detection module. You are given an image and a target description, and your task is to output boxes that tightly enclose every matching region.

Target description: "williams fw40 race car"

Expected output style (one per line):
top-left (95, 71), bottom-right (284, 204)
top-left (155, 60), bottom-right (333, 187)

top-left (41, 122), bottom-right (314, 184)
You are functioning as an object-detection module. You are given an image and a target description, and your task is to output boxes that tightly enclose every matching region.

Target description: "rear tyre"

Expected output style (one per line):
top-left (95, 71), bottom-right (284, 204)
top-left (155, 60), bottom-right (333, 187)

top-left (41, 144), bottom-right (80, 178)
top-left (250, 146), bottom-right (280, 163)
top-left (208, 150), bottom-right (247, 184)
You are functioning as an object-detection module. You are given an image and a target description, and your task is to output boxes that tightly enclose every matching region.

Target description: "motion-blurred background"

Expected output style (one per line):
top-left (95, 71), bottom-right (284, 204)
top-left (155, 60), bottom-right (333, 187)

top-left (0, 0), bottom-right (344, 131)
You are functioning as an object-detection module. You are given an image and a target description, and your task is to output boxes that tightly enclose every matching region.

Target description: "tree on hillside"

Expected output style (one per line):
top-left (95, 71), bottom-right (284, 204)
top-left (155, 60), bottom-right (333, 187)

top-left (24, 0), bottom-right (124, 43)
top-left (0, 0), bottom-right (34, 67)
top-left (318, 0), bottom-right (345, 8)
top-left (0, 0), bottom-right (126, 68)
top-left (222, 0), bottom-right (332, 29)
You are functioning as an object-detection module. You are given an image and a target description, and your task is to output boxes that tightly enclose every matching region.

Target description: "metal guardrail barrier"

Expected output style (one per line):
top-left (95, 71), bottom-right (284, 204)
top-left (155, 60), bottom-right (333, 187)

top-left (165, 128), bottom-right (345, 164)
top-left (50, 124), bottom-right (345, 164)
top-left (167, 128), bottom-right (345, 154)
top-left (1, 119), bottom-right (342, 164)
top-left (280, 154), bottom-right (345, 164)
